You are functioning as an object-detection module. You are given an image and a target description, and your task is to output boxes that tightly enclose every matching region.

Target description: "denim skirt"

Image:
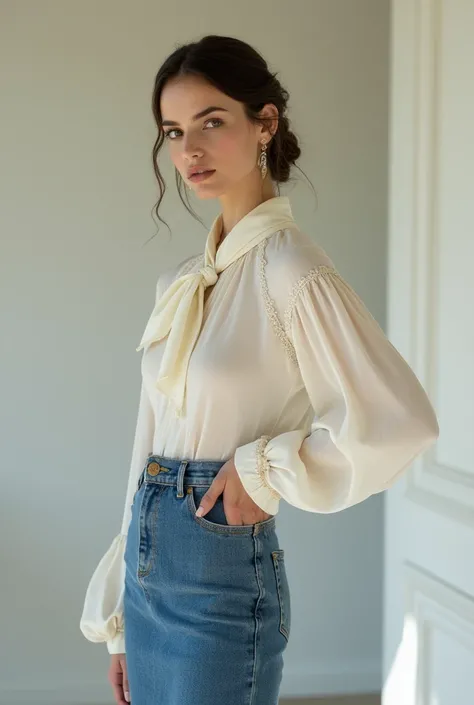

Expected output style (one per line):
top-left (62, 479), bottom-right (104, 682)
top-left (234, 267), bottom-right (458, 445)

top-left (123, 454), bottom-right (291, 705)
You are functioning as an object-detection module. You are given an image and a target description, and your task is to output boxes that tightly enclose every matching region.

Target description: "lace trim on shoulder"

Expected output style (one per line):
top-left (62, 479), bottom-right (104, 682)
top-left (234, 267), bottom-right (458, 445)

top-left (256, 436), bottom-right (281, 501)
top-left (284, 265), bottom-right (339, 334)
top-left (257, 240), bottom-right (298, 365)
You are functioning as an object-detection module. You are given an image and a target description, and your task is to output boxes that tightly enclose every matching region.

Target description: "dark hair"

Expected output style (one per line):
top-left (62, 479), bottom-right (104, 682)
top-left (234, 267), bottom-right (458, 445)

top-left (149, 34), bottom-right (314, 234)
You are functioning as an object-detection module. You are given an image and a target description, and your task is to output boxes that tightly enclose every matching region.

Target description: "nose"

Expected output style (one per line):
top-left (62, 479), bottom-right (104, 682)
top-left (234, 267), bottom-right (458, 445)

top-left (181, 135), bottom-right (204, 162)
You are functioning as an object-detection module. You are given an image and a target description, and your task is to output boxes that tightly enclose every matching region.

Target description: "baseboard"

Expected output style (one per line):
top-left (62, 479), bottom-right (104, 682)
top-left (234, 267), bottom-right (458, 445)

top-left (0, 660), bottom-right (381, 705)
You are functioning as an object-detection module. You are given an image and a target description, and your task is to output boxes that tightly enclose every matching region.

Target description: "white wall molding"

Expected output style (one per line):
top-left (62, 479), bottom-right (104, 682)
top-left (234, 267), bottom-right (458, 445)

top-left (404, 563), bottom-right (474, 704)
top-left (404, 0), bottom-right (474, 522)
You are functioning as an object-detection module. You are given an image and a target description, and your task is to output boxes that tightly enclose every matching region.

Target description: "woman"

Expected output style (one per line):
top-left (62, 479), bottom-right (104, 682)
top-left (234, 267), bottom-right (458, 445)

top-left (80, 35), bottom-right (439, 705)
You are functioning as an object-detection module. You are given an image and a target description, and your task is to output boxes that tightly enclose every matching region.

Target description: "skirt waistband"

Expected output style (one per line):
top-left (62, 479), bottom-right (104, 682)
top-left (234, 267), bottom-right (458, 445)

top-left (136, 454), bottom-right (277, 531)
top-left (140, 453), bottom-right (227, 488)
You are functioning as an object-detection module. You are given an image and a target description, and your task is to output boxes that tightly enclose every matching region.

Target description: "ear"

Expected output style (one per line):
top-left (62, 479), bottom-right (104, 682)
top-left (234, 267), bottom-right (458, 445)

top-left (257, 103), bottom-right (279, 142)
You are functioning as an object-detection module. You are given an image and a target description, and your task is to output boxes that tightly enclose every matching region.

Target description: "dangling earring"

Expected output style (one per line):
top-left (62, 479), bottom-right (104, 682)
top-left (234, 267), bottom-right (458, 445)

top-left (258, 140), bottom-right (268, 180)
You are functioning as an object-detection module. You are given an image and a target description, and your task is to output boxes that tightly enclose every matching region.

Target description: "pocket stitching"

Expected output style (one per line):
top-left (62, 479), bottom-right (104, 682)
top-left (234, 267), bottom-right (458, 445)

top-left (272, 550), bottom-right (290, 641)
top-left (137, 484), bottom-right (164, 578)
top-left (186, 486), bottom-right (276, 536)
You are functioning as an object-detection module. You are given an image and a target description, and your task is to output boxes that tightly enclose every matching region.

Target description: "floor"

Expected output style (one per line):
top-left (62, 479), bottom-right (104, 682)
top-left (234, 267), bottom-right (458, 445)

top-left (280, 696), bottom-right (381, 705)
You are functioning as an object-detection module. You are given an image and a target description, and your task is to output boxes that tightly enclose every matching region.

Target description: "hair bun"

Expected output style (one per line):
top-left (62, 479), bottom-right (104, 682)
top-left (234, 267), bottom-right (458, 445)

top-left (271, 116), bottom-right (301, 183)
top-left (283, 128), bottom-right (301, 164)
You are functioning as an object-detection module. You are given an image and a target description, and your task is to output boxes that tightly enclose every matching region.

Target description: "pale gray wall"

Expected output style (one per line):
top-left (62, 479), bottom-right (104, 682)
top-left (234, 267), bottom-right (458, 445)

top-left (0, 1), bottom-right (389, 703)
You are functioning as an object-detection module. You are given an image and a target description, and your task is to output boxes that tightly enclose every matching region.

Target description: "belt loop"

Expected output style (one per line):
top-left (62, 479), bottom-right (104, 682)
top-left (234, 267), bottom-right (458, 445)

top-left (176, 460), bottom-right (188, 498)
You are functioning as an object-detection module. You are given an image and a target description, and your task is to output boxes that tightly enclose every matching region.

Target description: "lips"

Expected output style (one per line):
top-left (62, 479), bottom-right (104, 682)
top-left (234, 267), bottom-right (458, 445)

top-left (187, 167), bottom-right (214, 178)
top-left (188, 169), bottom-right (216, 183)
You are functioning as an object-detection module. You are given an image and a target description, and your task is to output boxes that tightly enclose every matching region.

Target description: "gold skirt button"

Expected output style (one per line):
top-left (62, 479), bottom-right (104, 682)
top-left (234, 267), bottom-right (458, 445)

top-left (147, 462), bottom-right (161, 476)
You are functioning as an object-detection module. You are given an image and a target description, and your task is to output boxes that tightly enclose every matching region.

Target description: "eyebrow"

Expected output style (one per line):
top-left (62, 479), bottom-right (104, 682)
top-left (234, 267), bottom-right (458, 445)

top-left (162, 106), bottom-right (229, 127)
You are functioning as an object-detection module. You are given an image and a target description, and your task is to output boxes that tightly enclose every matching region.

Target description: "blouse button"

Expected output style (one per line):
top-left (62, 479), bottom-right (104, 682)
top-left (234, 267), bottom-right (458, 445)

top-left (147, 462), bottom-right (161, 476)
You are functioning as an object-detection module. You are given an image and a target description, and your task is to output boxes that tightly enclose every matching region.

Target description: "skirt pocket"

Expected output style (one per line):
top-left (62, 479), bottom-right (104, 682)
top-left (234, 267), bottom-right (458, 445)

top-left (186, 485), bottom-right (276, 536)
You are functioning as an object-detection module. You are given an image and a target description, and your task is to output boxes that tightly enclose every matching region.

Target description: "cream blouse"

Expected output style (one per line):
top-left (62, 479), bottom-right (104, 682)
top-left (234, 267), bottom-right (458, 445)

top-left (80, 204), bottom-right (439, 654)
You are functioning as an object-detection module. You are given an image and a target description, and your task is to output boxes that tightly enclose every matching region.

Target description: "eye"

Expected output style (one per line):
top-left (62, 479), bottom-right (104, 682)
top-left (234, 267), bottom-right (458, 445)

top-left (204, 117), bottom-right (223, 129)
top-left (164, 117), bottom-right (223, 141)
top-left (164, 128), bottom-right (182, 140)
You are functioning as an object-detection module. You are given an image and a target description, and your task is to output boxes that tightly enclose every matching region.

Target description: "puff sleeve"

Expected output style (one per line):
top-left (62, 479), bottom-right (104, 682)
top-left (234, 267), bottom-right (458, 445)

top-left (79, 378), bottom-right (154, 653)
top-left (234, 267), bottom-right (439, 514)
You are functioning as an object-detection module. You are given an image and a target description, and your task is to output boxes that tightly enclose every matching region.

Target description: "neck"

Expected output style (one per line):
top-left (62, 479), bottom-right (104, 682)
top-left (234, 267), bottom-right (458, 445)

top-left (217, 173), bottom-right (276, 245)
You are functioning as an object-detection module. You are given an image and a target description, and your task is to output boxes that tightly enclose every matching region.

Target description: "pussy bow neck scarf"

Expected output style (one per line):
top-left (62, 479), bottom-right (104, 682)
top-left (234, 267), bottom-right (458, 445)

top-left (136, 196), bottom-right (296, 417)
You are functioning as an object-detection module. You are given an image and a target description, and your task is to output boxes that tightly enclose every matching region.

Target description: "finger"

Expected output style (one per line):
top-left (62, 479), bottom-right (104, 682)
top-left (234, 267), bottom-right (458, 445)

top-left (111, 682), bottom-right (127, 705)
top-left (108, 660), bottom-right (129, 705)
top-left (195, 474), bottom-right (225, 517)
top-left (121, 663), bottom-right (131, 702)
top-left (109, 673), bottom-right (127, 705)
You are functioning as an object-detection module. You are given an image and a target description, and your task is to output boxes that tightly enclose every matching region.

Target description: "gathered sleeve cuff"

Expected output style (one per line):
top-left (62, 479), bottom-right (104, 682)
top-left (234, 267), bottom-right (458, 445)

top-left (80, 534), bottom-right (126, 654)
top-left (234, 432), bottom-right (305, 515)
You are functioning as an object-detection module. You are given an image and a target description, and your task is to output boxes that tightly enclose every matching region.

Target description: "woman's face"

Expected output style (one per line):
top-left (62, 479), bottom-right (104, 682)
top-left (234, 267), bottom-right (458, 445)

top-left (160, 75), bottom-right (271, 199)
